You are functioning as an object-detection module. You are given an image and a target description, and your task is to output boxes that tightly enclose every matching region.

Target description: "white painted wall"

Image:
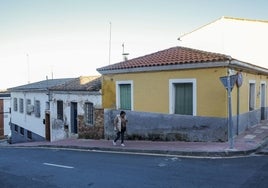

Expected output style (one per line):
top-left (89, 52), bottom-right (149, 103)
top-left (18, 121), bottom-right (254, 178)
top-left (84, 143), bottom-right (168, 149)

top-left (50, 92), bottom-right (101, 141)
top-left (180, 17), bottom-right (268, 69)
top-left (11, 92), bottom-right (48, 138)
top-left (0, 96), bottom-right (11, 136)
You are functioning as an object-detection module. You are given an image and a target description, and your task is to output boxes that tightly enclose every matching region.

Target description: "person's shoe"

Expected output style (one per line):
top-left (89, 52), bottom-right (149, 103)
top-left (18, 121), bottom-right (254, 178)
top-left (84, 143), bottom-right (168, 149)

top-left (121, 143), bottom-right (125, 147)
top-left (113, 141), bottom-right (116, 146)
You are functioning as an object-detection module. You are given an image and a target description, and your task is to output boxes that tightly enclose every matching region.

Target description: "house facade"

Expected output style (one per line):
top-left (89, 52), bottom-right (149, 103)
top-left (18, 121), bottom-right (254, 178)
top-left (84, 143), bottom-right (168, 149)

top-left (49, 76), bottom-right (103, 140)
top-left (179, 16), bottom-right (268, 69)
top-left (9, 78), bottom-right (73, 143)
top-left (0, 91), bottom-right (11, 138)
top-left (97, 46), bottom-right (268, 142)
top-left (9, 76), bottom-right (102, 143)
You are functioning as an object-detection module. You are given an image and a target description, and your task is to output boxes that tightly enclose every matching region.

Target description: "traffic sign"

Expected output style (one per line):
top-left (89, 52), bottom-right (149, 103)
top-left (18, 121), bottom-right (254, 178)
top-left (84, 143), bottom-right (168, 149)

top-left (220, 75), bottom-right (238, 91)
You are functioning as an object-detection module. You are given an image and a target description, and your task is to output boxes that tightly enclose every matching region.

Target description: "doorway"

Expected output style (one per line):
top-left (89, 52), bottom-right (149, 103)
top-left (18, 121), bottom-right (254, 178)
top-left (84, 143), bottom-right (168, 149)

top-left (45, 112), bottom-right (51, 141)
top-left (0, 99), bottom-right (4, 138)
top-left (71, 102), bottom-right (78, 134)
top-left (261, 83), bottom-right (266, 120)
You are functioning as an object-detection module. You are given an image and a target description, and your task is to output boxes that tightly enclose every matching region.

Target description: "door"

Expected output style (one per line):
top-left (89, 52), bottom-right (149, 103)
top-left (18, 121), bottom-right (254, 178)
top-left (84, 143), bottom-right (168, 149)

top-left (71, 102), bottom-right (78, 134)
top-left (0, 99), bottom-right (4, 138)
top-left (261, 83), bottom-right (266, 120)
top-left (45, 112), bottom-right (51, 141)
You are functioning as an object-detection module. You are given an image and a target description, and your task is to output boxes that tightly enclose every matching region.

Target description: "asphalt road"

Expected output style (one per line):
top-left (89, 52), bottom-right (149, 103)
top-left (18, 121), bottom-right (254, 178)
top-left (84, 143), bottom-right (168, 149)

top-left (0, 147), bottom-right (268, 188)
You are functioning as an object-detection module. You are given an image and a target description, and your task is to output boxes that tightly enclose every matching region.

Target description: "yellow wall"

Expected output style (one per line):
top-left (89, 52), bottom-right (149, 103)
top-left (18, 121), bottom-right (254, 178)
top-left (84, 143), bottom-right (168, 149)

top-left (102, 68), bottom-right (268, 118)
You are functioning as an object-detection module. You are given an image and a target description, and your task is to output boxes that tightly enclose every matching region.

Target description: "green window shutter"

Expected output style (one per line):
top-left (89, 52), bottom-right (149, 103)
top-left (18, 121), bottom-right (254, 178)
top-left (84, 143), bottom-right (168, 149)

top-left (119, 84), bottom-right (131, 110)
top-left (174, 83), bottom-right (193, 115)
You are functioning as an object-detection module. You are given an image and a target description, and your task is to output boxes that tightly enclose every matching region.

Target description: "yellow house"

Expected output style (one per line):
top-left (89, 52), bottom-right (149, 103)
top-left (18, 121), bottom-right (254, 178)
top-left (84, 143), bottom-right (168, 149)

top-left (97, 46), bottom-right (268, 142)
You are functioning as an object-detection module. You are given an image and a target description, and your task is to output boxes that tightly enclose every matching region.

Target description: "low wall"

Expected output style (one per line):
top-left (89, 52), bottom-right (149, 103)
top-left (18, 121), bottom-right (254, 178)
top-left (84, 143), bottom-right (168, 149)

top-left (104, 109), bottom-right (265, 142)
top-left (104, 110), bottom-right (228, 142)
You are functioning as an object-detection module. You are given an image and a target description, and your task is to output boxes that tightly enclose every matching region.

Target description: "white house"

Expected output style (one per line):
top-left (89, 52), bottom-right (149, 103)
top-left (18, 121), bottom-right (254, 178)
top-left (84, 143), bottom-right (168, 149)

top-left (179, 16), bottom-right (268, 69)
top-left (9, 76), bottom-right (102, 143)
top-left (9, 76), bottom-right (103, 143)
top-left (9, 78), bottom-right (74, 143)
top-left (49, 76), bottom-right (102, 141)
top-left (0, 91), bottom-right (11, 138)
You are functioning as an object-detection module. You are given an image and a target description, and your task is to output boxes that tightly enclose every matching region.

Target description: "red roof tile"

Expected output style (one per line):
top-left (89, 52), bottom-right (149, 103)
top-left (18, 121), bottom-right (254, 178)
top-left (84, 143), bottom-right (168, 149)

top-left (97, 46), bottom-right (230, 73)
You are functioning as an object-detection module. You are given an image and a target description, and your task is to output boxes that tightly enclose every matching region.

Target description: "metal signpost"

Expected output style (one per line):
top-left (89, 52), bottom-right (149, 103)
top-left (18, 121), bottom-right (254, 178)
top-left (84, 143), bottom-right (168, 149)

top-left (220, 74), bottom-right (238, 149)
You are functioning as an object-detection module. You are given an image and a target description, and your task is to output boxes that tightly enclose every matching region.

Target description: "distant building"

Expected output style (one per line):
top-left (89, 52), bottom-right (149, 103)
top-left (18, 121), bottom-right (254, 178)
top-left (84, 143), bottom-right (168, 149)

top-left (0, 91), bottom-right (11, 138)
top-left (179, 16), bottom-right (268, 69)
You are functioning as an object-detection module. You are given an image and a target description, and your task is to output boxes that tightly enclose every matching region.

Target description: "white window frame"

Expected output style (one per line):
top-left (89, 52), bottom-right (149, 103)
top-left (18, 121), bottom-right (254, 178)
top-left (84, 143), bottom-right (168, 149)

top-left (13, 97), bottom-right (18, 112)
top-left (116, 80), bottom-right (134, 111)
top-left (260, 81), bottom-right (266, 108)
top-left (34, 100), bottom-right (41, 118)
top-left (249, 80), bottom-right (256, 111)
top-left (169, 79), bottom-right (197, 115)
top-left (19, 98), bottom-right (24, 113)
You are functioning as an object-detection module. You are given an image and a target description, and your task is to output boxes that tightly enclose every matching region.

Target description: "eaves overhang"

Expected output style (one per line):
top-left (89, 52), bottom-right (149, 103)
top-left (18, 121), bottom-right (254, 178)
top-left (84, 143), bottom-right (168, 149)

top-left (98, 60), bottom-right (268, 76)
top-left (229, 60), bottom-right (268, 75)
top-left (97, 61), bottom-right (230, 75)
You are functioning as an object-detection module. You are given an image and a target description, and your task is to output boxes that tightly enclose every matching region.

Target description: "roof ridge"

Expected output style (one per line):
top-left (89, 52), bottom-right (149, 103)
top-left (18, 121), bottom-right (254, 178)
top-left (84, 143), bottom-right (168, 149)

top-left (222, 16), bottom-right (268, 23)
top-left (97, 46), bottom-right (231, 73)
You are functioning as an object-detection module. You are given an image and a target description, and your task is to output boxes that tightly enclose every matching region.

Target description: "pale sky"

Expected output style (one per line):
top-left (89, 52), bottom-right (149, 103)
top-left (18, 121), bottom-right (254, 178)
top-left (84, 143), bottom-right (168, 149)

top-left (1, 0), bottom-right (268, 89)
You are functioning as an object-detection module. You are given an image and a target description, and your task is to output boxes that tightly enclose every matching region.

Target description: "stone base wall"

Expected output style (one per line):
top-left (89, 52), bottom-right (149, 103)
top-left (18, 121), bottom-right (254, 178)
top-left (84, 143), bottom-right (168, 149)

top-left (104, 109), bottom-right (266, 142)
top-left (78, 108), bottom-right (104, 139)
top-left (10, 123), bottom-right (45, 144)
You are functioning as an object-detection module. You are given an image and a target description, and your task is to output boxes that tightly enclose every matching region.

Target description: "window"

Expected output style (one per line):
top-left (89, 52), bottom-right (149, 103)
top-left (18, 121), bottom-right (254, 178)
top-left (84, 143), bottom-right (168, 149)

top-left (169, 79), bottom-right (196, 115)
top-left (14, 124), bottom-right (18, 132)
top-left (34, 100), bottom-right (41, 117)
top-left (19, 98), bottom-right (24, 113)
top-left (26, 99), bottom-right (32, 115)
top-left (84, 102), bottom-right (94, 125)
top-left (116, 81), bottom-right (133, 110)
top-left (57, 100), bottom-right (63, 120)
top-left (13, 98), bottom-right (18, 111)
top-left (27, 131), bottom-right (32, 140)
top-left (249, 81), bottom-right (256, 111)
top-left (20, 127), bottom-right (24, 135)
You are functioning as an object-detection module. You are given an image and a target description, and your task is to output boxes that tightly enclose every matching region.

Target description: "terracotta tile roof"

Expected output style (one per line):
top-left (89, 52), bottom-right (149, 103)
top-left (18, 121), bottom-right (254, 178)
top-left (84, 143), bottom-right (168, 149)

top-left (50, 76), bottom-right (101, 92)
top-left (97, 46), bottom-right (231, 73)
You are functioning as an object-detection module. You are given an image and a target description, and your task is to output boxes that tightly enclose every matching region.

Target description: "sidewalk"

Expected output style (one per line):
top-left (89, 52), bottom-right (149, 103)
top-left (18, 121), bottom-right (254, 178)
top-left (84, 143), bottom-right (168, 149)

top-left (2, 120), bottom-right (268, 157)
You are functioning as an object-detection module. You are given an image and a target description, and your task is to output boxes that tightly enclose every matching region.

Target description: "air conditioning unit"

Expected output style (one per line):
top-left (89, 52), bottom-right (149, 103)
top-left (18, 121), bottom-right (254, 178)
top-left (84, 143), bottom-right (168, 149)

top-left (27, 105), bottom-right (34, 113)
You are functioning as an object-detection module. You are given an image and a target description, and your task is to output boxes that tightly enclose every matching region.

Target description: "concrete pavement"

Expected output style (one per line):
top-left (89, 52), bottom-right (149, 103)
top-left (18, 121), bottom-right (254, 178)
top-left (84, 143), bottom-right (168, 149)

top-left (1, 120), bottom-right (268, 157)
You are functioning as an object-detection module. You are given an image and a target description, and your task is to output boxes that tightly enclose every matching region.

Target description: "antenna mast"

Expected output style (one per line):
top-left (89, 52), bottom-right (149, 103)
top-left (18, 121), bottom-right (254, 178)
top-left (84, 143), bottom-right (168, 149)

top-left (26, 53), bottom-right (30, 84)
top-left (108, 22), bottom-right (112, 65)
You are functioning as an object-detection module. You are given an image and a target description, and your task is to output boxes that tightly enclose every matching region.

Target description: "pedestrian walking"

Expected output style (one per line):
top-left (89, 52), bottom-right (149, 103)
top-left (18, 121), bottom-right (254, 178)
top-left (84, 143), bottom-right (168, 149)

top-left (113, 111), bottom-right (128, 146)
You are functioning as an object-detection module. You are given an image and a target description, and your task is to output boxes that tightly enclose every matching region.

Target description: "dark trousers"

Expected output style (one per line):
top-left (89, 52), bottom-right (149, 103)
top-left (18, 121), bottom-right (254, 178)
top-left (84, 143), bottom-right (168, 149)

top-left (114, 131), bottom-right (125, 144)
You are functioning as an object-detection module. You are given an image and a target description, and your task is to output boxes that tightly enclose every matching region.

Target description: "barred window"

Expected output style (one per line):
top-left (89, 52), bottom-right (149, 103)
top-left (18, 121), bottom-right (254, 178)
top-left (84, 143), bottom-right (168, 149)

top-left (13, 98), bottom-right (18, 111)
top-left (20, 127), bottom-right (24, 135)
top-left (57, 100), bottom-right (63, 120)
top-left (84, 102), bottom-right (94, 125)
top-left (34, 100), bottom-right (41, 118)
top-left (14, 124), bottom-right (18, 132)
top-left (27, 131), bottom-right (32, 140)
top-left (19, 98), bottom-right (24, 113)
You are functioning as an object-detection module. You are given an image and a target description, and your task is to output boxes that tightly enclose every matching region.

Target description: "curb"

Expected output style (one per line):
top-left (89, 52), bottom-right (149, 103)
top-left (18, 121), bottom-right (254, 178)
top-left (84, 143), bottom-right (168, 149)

top-left (2, 136), bottom-right (268, 157)
top-left (3, 144), bottom-right (260, 158)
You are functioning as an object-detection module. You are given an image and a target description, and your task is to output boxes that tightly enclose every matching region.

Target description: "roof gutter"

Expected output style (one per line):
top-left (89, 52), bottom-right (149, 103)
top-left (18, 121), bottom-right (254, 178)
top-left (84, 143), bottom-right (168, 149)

top-left (229, 60), bottom-right (268, 75)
